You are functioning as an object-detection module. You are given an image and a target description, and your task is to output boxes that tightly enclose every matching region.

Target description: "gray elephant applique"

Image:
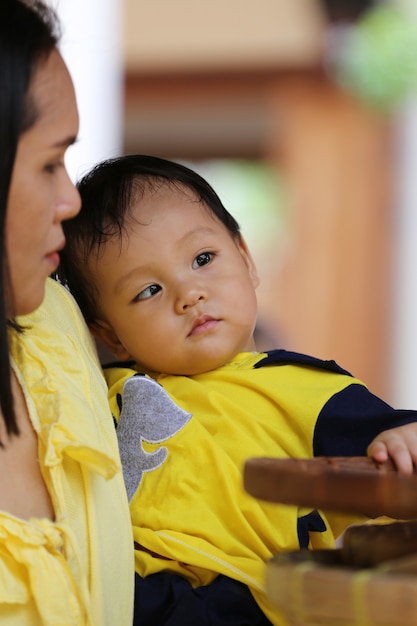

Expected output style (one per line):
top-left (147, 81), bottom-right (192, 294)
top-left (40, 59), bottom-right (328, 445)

top-left (116, 375), bottom-right (192, 501)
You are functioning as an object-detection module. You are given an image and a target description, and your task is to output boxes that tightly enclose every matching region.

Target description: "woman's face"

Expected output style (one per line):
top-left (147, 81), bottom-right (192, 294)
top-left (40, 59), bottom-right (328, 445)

top-left (6, 49), bottom-right (81, 316)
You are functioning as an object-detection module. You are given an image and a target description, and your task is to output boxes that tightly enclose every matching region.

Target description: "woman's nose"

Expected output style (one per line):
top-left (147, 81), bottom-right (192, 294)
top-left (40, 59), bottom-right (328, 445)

top-left (56, 168), bottom-right (81, 223)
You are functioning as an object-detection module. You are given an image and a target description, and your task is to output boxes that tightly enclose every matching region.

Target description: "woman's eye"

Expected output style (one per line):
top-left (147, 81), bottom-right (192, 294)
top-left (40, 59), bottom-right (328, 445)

top-left (44, 161), bottom-right (63, 174)
top-left (193, 252), bottom-right (213, 269)
top-left (44, 164), bottom-right (58, 174)
top-left (136, 284), bottom-right (162, 301)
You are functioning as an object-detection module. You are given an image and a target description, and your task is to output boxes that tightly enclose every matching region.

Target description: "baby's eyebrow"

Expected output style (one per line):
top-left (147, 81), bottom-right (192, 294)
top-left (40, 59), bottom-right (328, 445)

top-left (113, 226), bottom-right (218, 296)
top-left (178, 226), bottom-right (217, 245)
top-left (114, 266), bottom-right (148, 296)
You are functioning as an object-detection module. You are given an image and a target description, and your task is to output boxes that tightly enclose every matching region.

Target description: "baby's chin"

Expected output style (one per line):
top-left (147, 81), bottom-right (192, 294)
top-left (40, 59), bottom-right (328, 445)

top-left (167, 355), bottom-right (247, 377)
top-left (138, 340), bottom-right (256, 376)
top-left (139, 357), bottom-right (228, 377)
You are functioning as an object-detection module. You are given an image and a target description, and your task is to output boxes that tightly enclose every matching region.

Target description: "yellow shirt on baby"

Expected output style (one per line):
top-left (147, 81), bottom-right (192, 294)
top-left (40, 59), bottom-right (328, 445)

top-left (105, 352), bottom-right (374, 626)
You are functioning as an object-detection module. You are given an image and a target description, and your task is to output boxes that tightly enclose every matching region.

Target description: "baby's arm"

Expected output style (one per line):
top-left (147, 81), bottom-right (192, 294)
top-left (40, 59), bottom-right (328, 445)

top-left (368, 423), bottom-right (417, 475)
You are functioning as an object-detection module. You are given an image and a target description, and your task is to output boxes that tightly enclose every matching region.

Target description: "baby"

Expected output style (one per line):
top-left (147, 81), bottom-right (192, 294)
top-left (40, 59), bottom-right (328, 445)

top-left (57, 154), bottom-right (417, 626)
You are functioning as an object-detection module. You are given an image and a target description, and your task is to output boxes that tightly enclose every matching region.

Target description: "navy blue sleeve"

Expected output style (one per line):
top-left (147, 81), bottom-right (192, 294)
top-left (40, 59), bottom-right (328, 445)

top-left (313, 384), bottom-right (417, 456)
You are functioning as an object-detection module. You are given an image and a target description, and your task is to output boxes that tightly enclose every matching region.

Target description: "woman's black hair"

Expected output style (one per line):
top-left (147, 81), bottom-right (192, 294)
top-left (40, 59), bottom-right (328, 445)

top-left (57, 155), bottom-right (241, 324)
top-left (0, 0), bottom-right (60, 437)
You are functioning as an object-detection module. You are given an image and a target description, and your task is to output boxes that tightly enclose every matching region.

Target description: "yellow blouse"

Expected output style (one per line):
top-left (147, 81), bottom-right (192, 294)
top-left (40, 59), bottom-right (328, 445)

top-left (2, 278), bottom-right (134, 626)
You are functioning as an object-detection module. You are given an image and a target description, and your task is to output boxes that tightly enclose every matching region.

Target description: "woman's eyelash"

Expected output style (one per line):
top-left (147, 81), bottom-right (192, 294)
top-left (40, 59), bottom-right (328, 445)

top-left (44, 161), bottom-right (63, 174)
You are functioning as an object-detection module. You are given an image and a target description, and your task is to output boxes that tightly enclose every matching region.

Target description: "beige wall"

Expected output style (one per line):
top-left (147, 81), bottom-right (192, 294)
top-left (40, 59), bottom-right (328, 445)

top-left (124, 0), bottom-right (326, 72)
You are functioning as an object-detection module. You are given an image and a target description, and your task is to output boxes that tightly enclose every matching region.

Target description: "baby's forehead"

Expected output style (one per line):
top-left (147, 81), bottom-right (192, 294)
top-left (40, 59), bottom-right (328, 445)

top-left (123, 181), bottom-right (223, 241)
top-left (126, 178), bottom-right (215, 227)
top-left (131, 177), bottom-right (198, 204)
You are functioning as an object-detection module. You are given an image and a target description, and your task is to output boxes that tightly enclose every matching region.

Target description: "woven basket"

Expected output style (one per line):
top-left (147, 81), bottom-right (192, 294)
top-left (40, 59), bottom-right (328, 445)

top-left (244, 457), bottom-right (417, 624)
top-left (266, 549), bottom-right (417, 626)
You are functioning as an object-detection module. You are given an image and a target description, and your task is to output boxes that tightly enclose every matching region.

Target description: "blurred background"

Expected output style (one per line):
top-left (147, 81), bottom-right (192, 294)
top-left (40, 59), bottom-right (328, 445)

top-left (52, 0), bottom-right (417, 408)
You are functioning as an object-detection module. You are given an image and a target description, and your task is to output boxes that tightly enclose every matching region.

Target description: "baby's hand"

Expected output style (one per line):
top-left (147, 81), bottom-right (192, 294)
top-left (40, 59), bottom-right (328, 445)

top-left (367, 423), bottom-right (417, 475)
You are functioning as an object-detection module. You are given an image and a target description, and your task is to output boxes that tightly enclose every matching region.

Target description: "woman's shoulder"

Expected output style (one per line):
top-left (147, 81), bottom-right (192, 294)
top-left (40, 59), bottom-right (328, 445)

top-left (15, 278), bottom-right (106, 417)
top-left (14, 283), bottom-right (122, 479)
top-left (32, 278), bottom-right (94, 345)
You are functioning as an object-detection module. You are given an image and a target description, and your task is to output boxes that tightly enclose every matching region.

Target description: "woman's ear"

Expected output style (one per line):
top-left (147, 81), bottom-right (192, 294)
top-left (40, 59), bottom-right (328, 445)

top-left (236, 236), bottom-right (260, 289)
top-left (90, 320), bottom-right (132, 361)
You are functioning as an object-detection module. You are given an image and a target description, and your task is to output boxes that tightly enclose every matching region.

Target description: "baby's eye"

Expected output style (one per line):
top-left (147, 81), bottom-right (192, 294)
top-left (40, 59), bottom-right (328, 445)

top-left (192, 252), bottom-right (213, 269)
top-left (136, 284), bottom-right (162, 301)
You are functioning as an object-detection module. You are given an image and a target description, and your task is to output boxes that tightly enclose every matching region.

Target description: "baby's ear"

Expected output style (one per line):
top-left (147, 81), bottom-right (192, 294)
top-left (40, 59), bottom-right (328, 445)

top-left (236, 236), bottom-right (260, 289)
top-left (90, 320), bottom-right (132, 361)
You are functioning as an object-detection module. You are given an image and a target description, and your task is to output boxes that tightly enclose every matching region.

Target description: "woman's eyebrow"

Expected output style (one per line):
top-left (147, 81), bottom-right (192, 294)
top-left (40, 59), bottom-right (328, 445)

top-left (51, 134), bottom-right (78, 149)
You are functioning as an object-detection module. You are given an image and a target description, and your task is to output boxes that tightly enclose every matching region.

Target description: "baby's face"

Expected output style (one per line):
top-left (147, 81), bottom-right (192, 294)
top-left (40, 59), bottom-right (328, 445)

top-left (91, 185), bottom-right (259, 375)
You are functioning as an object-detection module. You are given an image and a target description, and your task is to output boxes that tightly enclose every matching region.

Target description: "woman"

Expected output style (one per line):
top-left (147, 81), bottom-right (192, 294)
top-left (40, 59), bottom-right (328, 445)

top-left (0, 1), bottom-right (134, 624)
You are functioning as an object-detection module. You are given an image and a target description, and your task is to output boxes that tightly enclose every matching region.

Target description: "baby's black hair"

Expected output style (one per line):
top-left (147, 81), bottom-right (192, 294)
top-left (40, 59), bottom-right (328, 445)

top-left (57, 154), bottom-right (241, 324)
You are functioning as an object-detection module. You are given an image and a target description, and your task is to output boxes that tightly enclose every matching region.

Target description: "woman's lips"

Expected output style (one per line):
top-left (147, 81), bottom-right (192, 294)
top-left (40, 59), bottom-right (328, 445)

top-left (46, 240), bottom-right (65, 272)
top-left (46, 251), bottom-right (60, 272)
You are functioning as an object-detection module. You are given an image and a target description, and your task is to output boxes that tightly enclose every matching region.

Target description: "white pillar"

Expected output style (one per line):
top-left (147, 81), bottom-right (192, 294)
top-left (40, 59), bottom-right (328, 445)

top-left (52, 0), bottom-right (124, 182)
top-left (390, 0), bottom-right (417, 407)
top-left (392, 98), bottom-right (417, 407)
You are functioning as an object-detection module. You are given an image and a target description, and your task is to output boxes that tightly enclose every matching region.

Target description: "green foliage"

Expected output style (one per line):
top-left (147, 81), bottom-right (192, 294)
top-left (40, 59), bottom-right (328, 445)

top-left (334, 5), bottom-right (417, 110)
